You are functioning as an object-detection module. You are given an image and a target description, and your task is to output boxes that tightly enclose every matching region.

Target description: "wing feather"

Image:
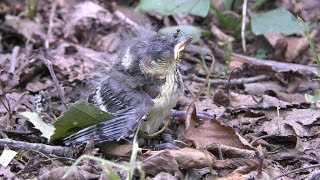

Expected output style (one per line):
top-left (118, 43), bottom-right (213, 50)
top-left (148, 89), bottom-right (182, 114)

top-left (64, 75), bottom-right (152, 145)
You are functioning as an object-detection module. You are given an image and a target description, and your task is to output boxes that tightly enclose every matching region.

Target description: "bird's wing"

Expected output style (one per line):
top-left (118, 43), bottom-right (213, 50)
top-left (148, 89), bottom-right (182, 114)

top-left (64, 75), bottom-right (153, 145)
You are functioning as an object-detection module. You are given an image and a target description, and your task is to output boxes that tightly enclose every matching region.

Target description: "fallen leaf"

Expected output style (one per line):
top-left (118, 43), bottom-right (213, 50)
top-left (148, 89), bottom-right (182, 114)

top-left (100, 143), bottom-right (133, 157)
top-left (4, 15), bottom-right (46, 42)
top-left (0, 147), bottom-right (17, 167)
top-left (63, 1), bottom-right (112, 37)
top-left (260, 109), bottom-right (320, 137)
top-left (0, 166), bottom-right (15, 179)
top-left (143, 148), bottom-right (216, 169)
top-left (137, 150), bottom-right (179, 175)
top-left (20, 111), bottom-right (55, 139)
top-left (217, 171), bottom-right (245, 180)
top-left (152, 172), bottom-right (177, 180)
top-left (229, 92), bottom-right (291, 109)
top-left (26, 79), bottom-right (53, 93)
top-left (185, 118), bottom-right (255, 157)
top-left (51, 101), bottom-right (116, 141)
top-left (244, 81), bottom-right (286, 95)
top-left (38, 166), bottom-right (100, 180)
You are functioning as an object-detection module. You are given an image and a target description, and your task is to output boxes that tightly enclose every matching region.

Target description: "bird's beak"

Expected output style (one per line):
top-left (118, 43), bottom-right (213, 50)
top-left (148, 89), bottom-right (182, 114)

top-left (174, 37), bottom-right (192, 60)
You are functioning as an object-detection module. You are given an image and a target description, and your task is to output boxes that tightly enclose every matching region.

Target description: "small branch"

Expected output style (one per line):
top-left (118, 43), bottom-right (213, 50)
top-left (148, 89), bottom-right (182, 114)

top-left (241, 0), bottom-right (248, 52)
top-left (184, 74), bottom-right (270, 86)
top-left (232, 53), bottom-right (320, 75)
top-left (273, 164), bottom-right (320, 179)
top-left (250, 134), bottom-right (274, 146)
top-left (0, 139), bottom-right (75, 157)
top-left (113, 10), bottom-right (139, 30)
top-left (31, 54), bottom-right (67, 108)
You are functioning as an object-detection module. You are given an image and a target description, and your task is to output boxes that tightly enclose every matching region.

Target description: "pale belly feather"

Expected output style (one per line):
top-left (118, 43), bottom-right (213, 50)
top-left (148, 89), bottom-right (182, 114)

top-left (140, 71), bottom-right (183, 134)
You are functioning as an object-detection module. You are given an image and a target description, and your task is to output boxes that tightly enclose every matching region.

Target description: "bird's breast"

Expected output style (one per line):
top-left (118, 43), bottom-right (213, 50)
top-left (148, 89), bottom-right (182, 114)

top-left (140, 70), bottom-right (183, 134)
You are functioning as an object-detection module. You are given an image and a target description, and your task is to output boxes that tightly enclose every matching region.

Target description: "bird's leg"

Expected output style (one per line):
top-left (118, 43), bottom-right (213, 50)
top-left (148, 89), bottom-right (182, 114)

top-left (139, 117), bottom-right (174, 138)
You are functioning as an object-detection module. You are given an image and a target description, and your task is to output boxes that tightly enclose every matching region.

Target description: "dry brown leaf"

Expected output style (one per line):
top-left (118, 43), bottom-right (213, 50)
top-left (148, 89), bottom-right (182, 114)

top-left (152, 172), bottom-right (177, 180)
top-left (276, 92), bottom-right (307, 105)
top-left (213, 158), bottom-right (268, 170)
top-left (38, 166), bottom-right (100, 180)
top-left (143, 148), bottom-right (216, 169)
top-left (229, 92), bottom-right (291, 109)
top-left (4, 15), bottom-right (46, 42)
top-left (213, 89), bottom-right (230, 107)
top-left (264, 31), bottom-right (317, 62)
top-left (137, 150), bottom-right (179, 175)
top-left (185, 102), bottom-right (198, 130)
top-left (0, 166), bottom-right (15, 179)
top-left (63, 1), bottom-right (112, 37)
top-left (264, 32), bottom-right (284, 47)
top-left (260, 109), bottom-right (320, 137)
top-left (217, 171), bottom-right (245, 180)
top-left (100, 143), bottom-right (133, 157)
top-left (229, 92), bottom-right (260, 108)
top-left (185, 118), bottom-right (255, 157)
top-left (244, 81), bottom-right (286, 95)
top-left (26, 79), bottom-right (53, 93)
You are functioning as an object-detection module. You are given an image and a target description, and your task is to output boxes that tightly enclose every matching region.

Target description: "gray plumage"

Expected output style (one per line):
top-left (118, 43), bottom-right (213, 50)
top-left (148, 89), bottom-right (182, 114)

top-left (64, 32), bottom-right (191, 145)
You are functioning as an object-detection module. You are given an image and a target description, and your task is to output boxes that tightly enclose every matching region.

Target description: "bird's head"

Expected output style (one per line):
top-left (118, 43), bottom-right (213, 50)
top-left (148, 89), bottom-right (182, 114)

top-left (119, 32), bottom-right (192, 79)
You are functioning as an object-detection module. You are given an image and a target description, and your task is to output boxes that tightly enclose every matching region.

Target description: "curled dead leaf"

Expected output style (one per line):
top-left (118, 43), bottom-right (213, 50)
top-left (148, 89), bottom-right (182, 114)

top-left (137, 150), bottom-right (179, 175)
top-left (185, 119), bottom-right (254, 149)
top-left (142, 148), bottom-right (216, 170)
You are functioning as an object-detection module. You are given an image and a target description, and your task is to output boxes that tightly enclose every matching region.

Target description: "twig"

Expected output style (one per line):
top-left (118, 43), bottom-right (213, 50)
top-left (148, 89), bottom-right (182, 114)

top-left (45, 1), bottom-right (57, 49)
top-left (9, 46), bottom-right (20, 74)
top-left (184, 74), bottom-right (270, 86)
top-left (250, 134), bottom-right (274, 146)
top-left (241, 0), bottom-right (248, 52)
top-left (31, 54), bottom-right (67, 107)
top-left (273, 164), bottom-right (320, 179)
top-left (0, 139), bottom-right (75, 157)
top-left (113, 10), bottom-right (139, 30)
top-left (232, 53), bottom-right (320, 75)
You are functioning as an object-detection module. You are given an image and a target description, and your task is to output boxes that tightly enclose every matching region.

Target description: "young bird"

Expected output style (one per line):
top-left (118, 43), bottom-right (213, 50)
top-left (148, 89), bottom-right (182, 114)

top-left (64, 31), bottom-right (192, 145)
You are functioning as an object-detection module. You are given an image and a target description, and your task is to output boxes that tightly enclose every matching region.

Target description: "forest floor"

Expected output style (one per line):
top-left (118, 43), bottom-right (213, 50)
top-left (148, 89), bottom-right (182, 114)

top-left (0, 0), bottom-right (319, 179)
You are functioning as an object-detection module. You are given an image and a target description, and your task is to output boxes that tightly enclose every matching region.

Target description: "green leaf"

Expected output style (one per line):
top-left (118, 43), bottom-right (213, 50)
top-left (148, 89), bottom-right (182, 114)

top-left (50, 101), bottom-right (116, 141)
top-left (305, 89), bottom-right (320, 103)
top-left (223, 0), bottom-right (234, 10)
top-left (136, 0), bottom-right (210, 17)
top-left (251, 9), bottom-right (303, 35)
top-left (20, 111), bottom-right (55, 140)
top-left (159, 25), bottom-right (203, 42)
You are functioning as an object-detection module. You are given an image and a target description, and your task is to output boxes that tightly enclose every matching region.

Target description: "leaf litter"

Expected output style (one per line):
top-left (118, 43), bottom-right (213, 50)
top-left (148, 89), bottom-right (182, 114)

top-left (0, 0), bottom-right (319, 179)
